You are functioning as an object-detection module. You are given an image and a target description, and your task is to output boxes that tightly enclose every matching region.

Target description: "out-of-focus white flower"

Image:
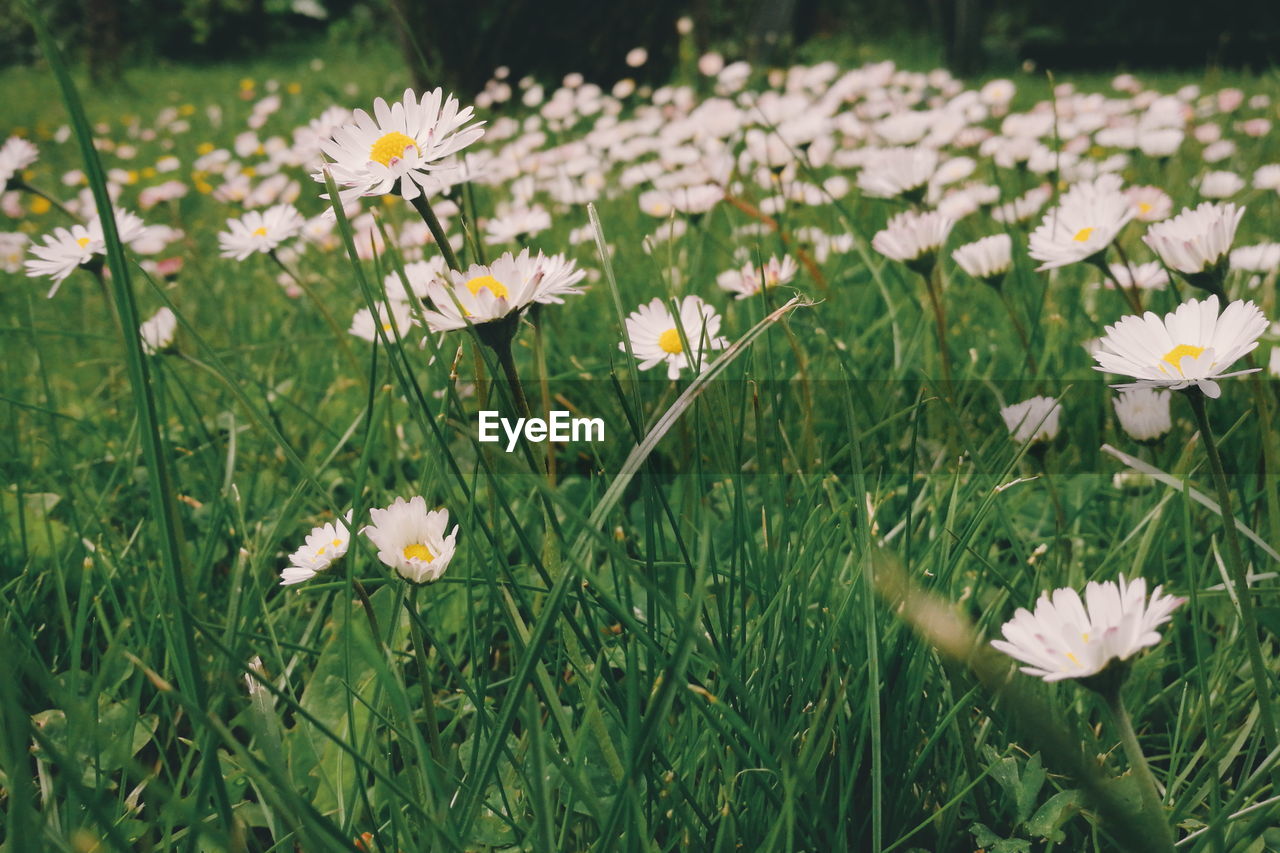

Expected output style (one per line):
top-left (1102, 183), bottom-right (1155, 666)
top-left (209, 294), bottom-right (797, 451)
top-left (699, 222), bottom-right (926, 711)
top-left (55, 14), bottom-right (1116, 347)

top-left (951, 234), bottom-right (1012, 282)
top-left (139, 307), bottom-right (177, 355)
top-left (871, 209), bottom-right (953, 269)
top-left (1112, 388), bottom-right (1172, 442)
top-left (1000, 395), bottom-right (1062, 444)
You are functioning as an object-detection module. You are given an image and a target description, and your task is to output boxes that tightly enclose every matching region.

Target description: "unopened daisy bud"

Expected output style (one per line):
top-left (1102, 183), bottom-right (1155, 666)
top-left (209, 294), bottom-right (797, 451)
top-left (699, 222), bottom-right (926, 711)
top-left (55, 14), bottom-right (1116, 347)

top-left (1112, 388), bottom-right (1172, 442)
top-left (951, 233), bottom-right (1012, 286)
top-left (1000, 395), bottom-right (1061, 445)
top-left (1141, 202), bottom-right (1245, 297)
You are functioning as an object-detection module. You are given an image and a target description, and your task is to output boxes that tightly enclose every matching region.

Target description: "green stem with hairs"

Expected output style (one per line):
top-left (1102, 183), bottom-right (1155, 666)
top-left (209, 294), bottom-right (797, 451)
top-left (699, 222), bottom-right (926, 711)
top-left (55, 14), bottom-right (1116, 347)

top-left (920, 265), bottom-right (953, 397)
top-left (15, 179), bottom-right (77, 221)
top-left (995, 284), bottom-right (1037, 374)
top-left (1186, 389), bottom-right (1280, 758)
top-left (409, 193), bottom-right (461, 272)
top-left (492, 336), bottom-right (532, 422)
top-left (405, 584), bottom-right (445, 767)
top-left (268, 250), bottom-right (360, 374)
top-left (1098, 685), bottom-right (1175, 852)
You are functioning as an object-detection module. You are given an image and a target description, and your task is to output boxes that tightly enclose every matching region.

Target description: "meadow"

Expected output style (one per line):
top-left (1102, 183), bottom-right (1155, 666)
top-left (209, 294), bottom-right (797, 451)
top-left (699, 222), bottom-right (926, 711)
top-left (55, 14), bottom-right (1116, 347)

top-left (3, 19), bottom-right (1280, 853)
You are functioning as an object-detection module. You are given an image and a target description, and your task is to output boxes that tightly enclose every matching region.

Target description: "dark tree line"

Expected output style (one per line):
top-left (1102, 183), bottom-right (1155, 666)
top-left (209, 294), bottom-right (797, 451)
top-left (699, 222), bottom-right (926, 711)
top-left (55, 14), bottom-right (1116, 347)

top-left (3, 0), bottom-right (1278, 85)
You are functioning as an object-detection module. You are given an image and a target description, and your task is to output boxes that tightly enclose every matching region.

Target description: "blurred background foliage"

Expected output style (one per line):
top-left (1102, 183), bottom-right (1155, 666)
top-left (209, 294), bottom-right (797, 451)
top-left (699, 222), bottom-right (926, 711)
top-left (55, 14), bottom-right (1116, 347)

top-left (1, 0), bottom-right (1279, 89)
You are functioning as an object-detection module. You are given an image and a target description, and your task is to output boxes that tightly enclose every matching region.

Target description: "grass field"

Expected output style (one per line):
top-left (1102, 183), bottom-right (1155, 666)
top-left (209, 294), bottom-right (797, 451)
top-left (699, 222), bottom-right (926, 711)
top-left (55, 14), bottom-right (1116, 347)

top-left (4, 22), bottom-right (1280, 853)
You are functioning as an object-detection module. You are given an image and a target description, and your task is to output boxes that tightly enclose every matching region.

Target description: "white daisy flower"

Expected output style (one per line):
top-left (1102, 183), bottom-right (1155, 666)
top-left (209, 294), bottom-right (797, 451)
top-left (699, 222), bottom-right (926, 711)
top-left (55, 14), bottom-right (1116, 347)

top-left (382, 257), bottom-right (449, 303)
top-left (1112, 388), bottom-right (1172, 442)
top-left (992, 184), bottom-right (1052, 225)
top-left (991, 575), bottom-right (1184, 682)
top-left (1230, 243), bottom-right (1280, 273)
top-left (1252, 164), bottom-right (1280, 191)
top-left (1124, 186), bottom-right (1172, 222)
top-left (1100, 261), bottom-right (1169, 291)
top-left (0, 231), bottom-right (30, 273)
top-left (281, 513), bottom-right (353, 586)
top-left (856, 146), bottom-right (938, 201)
top-left (1028, 176), bottom-right (1134, 271)
top-left (1141, 201), bottom-right (1244, 275)
top-left (317, 88), bottom-right (485, 204)
top-left (716, 254), bottom-right (799, 299)
top-left (619, 295), bottom-right (729, 380)
top-left (1198, 170), bottom-right (1245, 199)
top-left (0, 136), bottom-right (38, 188)
top-left (1092, 294), bottom-right (1268, 398)
top-left (483, 205), bottom-right (551, 244)
top-left (1000, 395), bottom-right (1062, 444)
top-left (139, 307), bottom-right (178, 355)
top-left (871, 209), bottom-right (954, 269)
top-left (419, 249), bottom-right (586, 333)
top-left (25, 224), bottom-right (101, 297)
top-left (217, 203), bottom-right (305, 260)
top-left (1137, 128), bottom-right (1184, 158)
top-left (951, 234), bottom-right (1012, 283)
top-left (349, 299), bottom-right (418, 343)
top-left (362, 497), bottom-right (458, 584)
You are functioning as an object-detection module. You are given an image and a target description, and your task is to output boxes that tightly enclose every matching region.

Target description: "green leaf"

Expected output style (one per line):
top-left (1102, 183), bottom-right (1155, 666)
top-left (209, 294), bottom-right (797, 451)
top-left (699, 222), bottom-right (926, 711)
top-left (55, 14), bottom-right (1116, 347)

top-left (1014, 752), bottom-right (1046, 825)
top-left (1025, 789), bottom-right (1081, 842)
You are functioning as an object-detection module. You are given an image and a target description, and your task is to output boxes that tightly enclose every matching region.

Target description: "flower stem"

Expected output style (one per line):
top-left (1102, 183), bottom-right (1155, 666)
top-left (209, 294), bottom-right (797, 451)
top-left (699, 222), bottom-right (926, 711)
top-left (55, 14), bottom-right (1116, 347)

top-left (492, 337), bottom-right (532, 421)
top-left (1186, 389), bottom-right (1280, 755)
top-left (268, 250), bottom-right (360, 373)
top-left (408, 193), bottom-right (461, 273)
top-left (405, 584), bottom-right (445, 766)
top-left (995, 286), bottom-right (1037, 374)
top-left (920, 266), bottom-right (953, 396)
top-left (351, 577), bottom-right (384, 651)
top-left (1099, 686), bottom-right (1175, 852)
top-left (15, 179), bottom-right (77, 221)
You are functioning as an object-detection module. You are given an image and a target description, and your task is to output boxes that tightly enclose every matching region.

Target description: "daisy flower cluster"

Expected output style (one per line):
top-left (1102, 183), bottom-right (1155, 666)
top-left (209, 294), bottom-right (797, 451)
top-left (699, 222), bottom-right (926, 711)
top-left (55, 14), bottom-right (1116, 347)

top-left (8, 48), bottom-right (1279, 730)
top-left (281, 499), bottom-right (457, 587)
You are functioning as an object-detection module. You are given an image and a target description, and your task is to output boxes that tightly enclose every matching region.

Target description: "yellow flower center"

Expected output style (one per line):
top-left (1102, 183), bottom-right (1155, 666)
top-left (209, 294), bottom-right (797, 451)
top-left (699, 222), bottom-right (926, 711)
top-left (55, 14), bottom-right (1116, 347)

top-left (1137, 201), bottom-right (1152, 215)
top-left (658, 328), bottom-right (684, 354)
top-left (369, 131), bottom-right (419, 168)
top-left (332, 538), bottom-right (342, 547)
top-left (1072, 227), bottom-right (1095, 243)
top-left (252, 226), bottom-right (268, 237)
top-left (1161, 343), bottom-right (1205, 374)
top-left (1065, 652), bottom-right (1081, 665)
top-left (76, 237), bottom-right (91, 249)
top-left (403, 543), bottom-right (435, 562)
top-left (465, 274), bottom-right (509, 299)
